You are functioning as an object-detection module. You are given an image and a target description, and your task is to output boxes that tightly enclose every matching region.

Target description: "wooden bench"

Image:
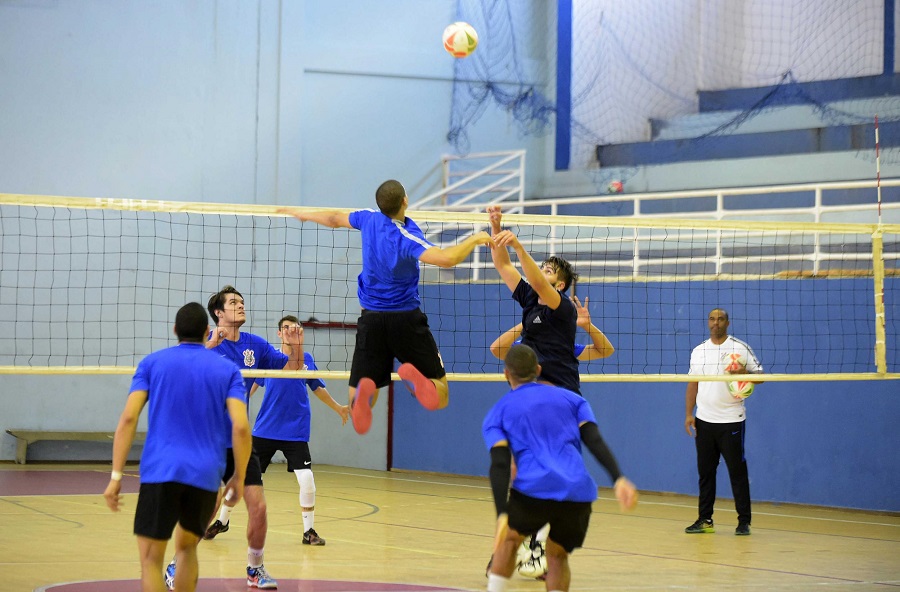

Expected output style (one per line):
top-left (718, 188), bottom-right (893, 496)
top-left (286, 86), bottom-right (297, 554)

top-left (5, 430), bottom-right (147, 464)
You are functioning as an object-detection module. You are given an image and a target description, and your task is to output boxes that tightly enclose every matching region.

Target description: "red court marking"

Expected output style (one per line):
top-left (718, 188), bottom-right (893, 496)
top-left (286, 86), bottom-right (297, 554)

top-left (37, 579), bottom-right (465, 592)
top-left (0, 470), bottom-right (140, 496)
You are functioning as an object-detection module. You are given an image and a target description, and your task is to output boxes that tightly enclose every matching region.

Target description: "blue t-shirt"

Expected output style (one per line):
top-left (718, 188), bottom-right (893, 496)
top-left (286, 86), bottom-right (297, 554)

top-left (513, 279), bottom-right (580, 394)
top-left (130, 343), bottom-right (246, 492)
top-left (348, 209), bottom-right (434, 311)
top-left (482, 382), bottom-right (599, 503)
top-left (212, 331), bottom-right (290, 397)
top-left (252, 352), bottom-right (326, 442)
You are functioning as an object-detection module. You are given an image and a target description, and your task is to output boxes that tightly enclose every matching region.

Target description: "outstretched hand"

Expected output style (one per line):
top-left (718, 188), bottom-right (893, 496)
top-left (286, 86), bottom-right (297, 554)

top-left (486, 205), bottom-right (502, 233)
top-left (277, 207), bottom-right (305, 222)
top-left (281, 324), bottom-right (303, 347)
top-left (572, 295), bottom-right (591, 329)
top-left (491, 229), bottom-right (520, 250)
top-left (472, 230), bottom-right (496, 246)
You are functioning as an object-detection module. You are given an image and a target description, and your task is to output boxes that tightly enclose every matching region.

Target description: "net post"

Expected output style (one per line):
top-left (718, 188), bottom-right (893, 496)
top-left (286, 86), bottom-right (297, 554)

top-left (872, 229), bottom-right (887, 374)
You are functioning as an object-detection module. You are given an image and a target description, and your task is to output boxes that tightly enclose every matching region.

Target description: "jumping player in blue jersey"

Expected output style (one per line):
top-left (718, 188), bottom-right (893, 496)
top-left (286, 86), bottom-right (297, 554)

top-left (247, 315), bottom-right (349, 546)
top-left (279, 180), bottom-right (494, 435)
top-left (104, 302), bottom-right (252, 592)
top-left (482, 345), bottom-right (638, 592)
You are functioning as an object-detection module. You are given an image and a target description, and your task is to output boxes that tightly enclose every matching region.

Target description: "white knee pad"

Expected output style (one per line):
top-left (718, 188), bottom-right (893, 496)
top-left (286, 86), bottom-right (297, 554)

top-left (295, 468), bottom-right (316, 508)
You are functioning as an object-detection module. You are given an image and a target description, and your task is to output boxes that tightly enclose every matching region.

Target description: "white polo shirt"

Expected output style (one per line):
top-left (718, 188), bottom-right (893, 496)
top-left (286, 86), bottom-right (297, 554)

top-left (689, 336), bottom-right (763, 423)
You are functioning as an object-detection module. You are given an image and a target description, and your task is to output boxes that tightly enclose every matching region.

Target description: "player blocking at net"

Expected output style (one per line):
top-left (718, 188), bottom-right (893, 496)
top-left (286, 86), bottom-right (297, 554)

top-left (279, 180), bottom-right (495, 434)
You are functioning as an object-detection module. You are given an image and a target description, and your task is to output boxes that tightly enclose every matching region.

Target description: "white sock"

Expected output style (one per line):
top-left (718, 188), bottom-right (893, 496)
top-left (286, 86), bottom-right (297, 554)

top-left (217, 502), bottom-right (234, 525)
top-left (486, 573), bottom-right (510, 592)
top-left (535, 523), bottom-right (550, 543)
top-left (302, 510), bottom-right (314, 532)
top-left (248, 547), bottom-right (264, 569)
top-left (296, 468), bottom-right (316, 531)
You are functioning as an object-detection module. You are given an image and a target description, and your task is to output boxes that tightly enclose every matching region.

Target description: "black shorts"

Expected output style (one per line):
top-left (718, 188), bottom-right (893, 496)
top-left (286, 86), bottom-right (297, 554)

top-left (223, 447), bottom-right (264, 486)
top-left (506, 489), bottom-right (593, 553)
top-left (349, 308), bottom-right (446, 389)
top-left (253, 436), bottom-right (312, 472)
top-left (133, 482), bottom-right (218, 540)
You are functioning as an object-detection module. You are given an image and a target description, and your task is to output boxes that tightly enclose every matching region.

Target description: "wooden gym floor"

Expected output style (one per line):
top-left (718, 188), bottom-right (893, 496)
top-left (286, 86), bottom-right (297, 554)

top-left (1, 463), bottom-right (897, 591)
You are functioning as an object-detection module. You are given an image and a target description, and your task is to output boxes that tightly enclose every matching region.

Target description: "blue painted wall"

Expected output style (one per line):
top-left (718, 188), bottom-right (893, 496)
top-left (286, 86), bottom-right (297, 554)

top-left (392, 280), bottom-right (900, 512)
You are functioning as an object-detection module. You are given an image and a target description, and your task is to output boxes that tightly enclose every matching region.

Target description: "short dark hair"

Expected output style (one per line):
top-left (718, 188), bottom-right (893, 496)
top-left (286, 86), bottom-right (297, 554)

top-left (542, 256), bottom-right (578, 292)
top-left (175, 302), bottom-right (209, 342)
top-left (207, 285), bottom-right (242, 326)
top-left (375, 179), bottom-right (406, 216)
top-left (278, 315), bottom-right (300, 329)
top-left (505, 344), bottom-right (539, 383)
top-left (710, 307), bottom-right (729, 321)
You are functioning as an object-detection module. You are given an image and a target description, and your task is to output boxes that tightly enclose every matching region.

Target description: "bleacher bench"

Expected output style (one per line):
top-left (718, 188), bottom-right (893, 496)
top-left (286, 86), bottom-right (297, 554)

top-left (5, 430), bottom-right (147, 465)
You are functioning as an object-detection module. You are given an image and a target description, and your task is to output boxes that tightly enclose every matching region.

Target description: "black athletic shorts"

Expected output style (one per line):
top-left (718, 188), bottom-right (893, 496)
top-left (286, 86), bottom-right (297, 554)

top-left (348, 308), bottom-right (446, 389)
top-left (253, 436), bottom-right (312, 473)
top-left (133, 481), bottom-right (218, 540)
top-left (223, 447), bottom-right (264, 486)
top-left (506, 488), bottom-right (593, 553)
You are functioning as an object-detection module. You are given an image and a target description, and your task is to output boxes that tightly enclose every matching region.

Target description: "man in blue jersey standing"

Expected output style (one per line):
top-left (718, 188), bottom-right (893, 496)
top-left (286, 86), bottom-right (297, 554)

top-left (487, 204), bottom-right (602, 578)
top-left (246, 315), bottom-right (349, 546)
top-left (185, 285), bottom-right (305, 589)
top-left (280, 179), bottom-right (494, 434)
top-left (104, 302), bottom-right (252, 592)
top-left (482, 344), bottom-right (638, 592)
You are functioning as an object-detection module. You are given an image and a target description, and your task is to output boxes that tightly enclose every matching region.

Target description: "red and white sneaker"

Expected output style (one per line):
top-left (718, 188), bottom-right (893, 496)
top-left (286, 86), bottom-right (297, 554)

top-left (398, 363), bottom-right (440, 410)
top-left (351, 378), bottom-right (376, 434)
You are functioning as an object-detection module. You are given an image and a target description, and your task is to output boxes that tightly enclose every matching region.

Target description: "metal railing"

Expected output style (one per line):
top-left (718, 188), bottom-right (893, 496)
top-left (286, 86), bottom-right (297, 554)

top-left (412, 166), bottom-right (900, 281)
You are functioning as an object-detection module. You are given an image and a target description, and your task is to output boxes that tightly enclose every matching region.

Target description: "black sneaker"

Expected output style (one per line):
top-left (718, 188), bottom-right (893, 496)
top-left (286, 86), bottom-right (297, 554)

top-left (684, 518), bottom-right (715, 534)
top-left (303, 528), bottom-right (326, 545)
top-left (735, 522), bottom-right (751, 536)
top-left (203, 519), bottom-right (229, 540)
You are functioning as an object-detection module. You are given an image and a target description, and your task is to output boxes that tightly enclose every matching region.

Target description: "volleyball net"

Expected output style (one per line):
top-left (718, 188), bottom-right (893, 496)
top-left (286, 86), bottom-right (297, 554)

top-left (0, 193), bottom-right (898, 381)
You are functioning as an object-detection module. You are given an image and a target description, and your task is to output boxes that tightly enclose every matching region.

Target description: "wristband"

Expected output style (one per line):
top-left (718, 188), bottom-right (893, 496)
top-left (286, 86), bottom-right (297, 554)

top-left (110, 470), bottom-right (123, 481)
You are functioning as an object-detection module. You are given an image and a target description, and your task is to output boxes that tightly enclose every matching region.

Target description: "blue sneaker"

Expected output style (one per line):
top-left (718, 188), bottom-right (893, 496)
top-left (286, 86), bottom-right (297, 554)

top-left (247, 565), bottom-right (278, 589)
top-left (164, 560), bottom-right (176, 590)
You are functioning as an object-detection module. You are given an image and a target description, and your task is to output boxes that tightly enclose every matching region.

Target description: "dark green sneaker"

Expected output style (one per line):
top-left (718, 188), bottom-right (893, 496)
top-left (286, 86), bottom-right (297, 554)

top-left (685, 518), bottom-right (715, 534)
top-left (735, 522), bottom-right (751, 536)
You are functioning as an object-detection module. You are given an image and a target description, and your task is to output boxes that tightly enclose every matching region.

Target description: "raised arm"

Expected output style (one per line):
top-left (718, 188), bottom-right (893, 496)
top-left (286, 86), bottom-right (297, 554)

top-left (495, 230), bottom-right (561, 309)
top-left (280, 326), bottom-right (304, 371)
top-left (490, 324), bottom-right (523, 360)
top-left (573, 295), bottom-right (614, 360)
top-left (487, 206), bottom-right (522, 292)
top-left (418, 231), bottom-right (494, 268)
top-left (278, 208), bottom-right (353, 229)
top-left (312, 386), bottom-right (350, 425)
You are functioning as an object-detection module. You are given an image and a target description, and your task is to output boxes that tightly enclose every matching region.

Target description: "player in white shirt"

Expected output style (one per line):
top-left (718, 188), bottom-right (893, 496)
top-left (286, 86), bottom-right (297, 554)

top-left (684, 308), bottom-right (763, 536)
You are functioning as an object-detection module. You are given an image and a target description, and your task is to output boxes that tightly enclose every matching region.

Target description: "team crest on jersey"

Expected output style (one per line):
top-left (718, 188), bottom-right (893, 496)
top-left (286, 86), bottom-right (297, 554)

top-left (243, 349), bottom-right (256, 367)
